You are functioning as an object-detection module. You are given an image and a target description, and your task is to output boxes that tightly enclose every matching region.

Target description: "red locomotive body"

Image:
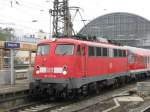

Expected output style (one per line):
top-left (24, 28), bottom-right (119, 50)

top-left (30, 38), bottom-right (150, 97)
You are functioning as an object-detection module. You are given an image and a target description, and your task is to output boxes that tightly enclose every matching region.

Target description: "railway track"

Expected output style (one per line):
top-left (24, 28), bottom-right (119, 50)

top-left (0, 90), bottom-right (28, 102)
top-left (6, 78), bottom-right (150, 112)
top-left (7, 100), bottom-right (75, 112)
top-left (50, 80), bottom-right (150, 112)
top-left (7, 83), bottom-right (136, 112)
top-left (70, 88), bottom-right (134, 112)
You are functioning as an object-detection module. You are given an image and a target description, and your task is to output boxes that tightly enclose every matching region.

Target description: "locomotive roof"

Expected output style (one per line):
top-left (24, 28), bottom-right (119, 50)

top-left (38, 38), bottom-right (150, 56)
top-left (39, 38), bottom-right (126, 50)
top-left (124, 46), bottom-right (150, 56)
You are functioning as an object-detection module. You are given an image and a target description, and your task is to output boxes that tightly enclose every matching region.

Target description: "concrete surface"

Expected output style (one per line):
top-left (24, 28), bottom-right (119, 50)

top-left (0, 70), bottom-right (11, 84)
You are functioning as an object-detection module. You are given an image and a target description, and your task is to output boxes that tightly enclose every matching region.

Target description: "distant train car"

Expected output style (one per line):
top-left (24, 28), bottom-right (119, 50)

top-left (125, 46), bottom-right (150, 77)
top-left (30, 38), bottom-right (150, 98)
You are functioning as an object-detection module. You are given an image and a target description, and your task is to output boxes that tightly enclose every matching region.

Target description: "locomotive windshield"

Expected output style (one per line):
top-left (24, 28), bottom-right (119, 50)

top-left (37, 44), bottom-right (50, 55)
top-left (55, 44), bottom-right (74, 55)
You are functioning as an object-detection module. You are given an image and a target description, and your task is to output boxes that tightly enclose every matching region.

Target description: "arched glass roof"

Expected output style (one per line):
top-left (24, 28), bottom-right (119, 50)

top-left (79, 12), bottom-right (150, 47)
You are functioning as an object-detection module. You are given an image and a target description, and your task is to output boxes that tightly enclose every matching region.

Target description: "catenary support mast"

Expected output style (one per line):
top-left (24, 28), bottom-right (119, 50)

top-left (50, 0), bottom-right (73, 37)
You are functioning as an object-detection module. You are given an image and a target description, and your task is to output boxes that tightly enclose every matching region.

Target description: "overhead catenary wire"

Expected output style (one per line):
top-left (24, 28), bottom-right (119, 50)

top-left (0, 12), bottom-right (50, 32)
top-left (16, 0), bottom-right (53, 13)
top-left (0, 8), bottom-right (50, 25)
top-left (0, 0), bottom-right (88, 22)
top-left (0, 1), bottom-right (51, 26)
top-left (0, 0), bottom-right (89, 33)
top-left (0, 19), bottom-right (44, 32)
top-left (0, 0), bottom-right (50, 16)
top-left (78, 10), bottom-right (86, 26)
top-left (0, 0), bottom-right (52, 34)
top-left (18, 0), bottom-right (52, 9)
top-left (68, 6), bottom-right (89, 33)
top-left (0, 3), bottom-right (48, 21)
top-left (4, 0), bottom-right (51, 10)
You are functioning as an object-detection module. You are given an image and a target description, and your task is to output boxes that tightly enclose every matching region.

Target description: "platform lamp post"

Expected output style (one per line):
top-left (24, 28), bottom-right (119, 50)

top-left (10, 45), bottom-right (15, 85)
top-left (10, 31), bottom-right (15, 85)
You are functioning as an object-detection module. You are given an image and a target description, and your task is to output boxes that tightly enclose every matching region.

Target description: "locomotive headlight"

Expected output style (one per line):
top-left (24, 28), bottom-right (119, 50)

top-left (36, 65), bottom-right (40, 74)
top-left (36, 70), bottom-right (40, 74)
top-left (62, 70), bottom-right (67, 75)
top-left (62, 66), bottom-right (67, 75)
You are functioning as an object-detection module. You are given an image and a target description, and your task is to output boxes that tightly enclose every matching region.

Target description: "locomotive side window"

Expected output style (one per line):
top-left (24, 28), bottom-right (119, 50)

top-left (128, 52), bottom-right (135, 63)
top-left (81, 47), bottom-right (85, 56)
top-left (144, 57), bottom-right (147, 64)
top-left (113, 49), bottom-right (126, 57)
top-left (114, 49), bottom-right (118, 57)
top-left (122, 50), bottom-right (126, 57)
top-left (118, 50), bottom-right (122, 57)
top-left (77, 45), bottom-right (81, 55)
top-left (96, 47), bottom-right (101, 56)
top-left (88, 46), bottom-right (95, 56)
top-left (120, 50), bottom-right (126, 57)
top-left (37, 44), bottom-right (50, 56)
top-left (55, 44), bottom-right (74, 55)
top-left (102, 48), bottom-right (108, 56)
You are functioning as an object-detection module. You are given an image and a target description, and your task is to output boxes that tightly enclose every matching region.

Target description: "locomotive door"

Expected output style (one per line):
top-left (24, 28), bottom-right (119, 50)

top-left (81, 45), bottom-right (86, 77)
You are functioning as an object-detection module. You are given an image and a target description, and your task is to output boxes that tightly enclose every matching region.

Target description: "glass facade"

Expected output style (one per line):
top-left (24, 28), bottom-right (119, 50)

top-left (79, 13), bottom-right (150, 47)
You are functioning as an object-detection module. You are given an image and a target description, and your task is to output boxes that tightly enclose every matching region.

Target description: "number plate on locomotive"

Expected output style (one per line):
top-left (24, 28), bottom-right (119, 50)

top-left (53, 67), bottom-right (63, 73)
top-left (40, 67), bottom-right (47, 73)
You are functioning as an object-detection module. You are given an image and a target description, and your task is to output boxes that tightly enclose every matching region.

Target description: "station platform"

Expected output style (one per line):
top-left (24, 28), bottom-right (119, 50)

top-left (0, 79), bottom-right (29, 95)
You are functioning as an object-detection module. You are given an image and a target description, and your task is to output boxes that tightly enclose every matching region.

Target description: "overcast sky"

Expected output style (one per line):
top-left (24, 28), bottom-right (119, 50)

top-left (0, 0), bottom-right (150, 35)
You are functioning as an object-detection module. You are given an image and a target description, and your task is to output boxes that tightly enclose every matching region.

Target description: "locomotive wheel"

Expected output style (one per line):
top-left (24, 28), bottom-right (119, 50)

top-left (60, 89), bottom-right (68, 99)
top-left (96, 84), bottom-right (100, 94)
top-left (29, 89), bottom-right (41, 99)
top-left (121, 77), bottom-right (126, 86)
top-left (67, 89), bottom-right (78, 99)
top-left (124, 76), bottom-right (130, 83)
top-left (113, 79), bottom-right (119, 88)
top-left (82, 85), bottom-right (88, 96)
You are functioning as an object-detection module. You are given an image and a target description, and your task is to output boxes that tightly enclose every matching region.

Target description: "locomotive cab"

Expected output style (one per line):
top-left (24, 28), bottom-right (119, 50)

top-left (33, 41), bottom-right (86, 79)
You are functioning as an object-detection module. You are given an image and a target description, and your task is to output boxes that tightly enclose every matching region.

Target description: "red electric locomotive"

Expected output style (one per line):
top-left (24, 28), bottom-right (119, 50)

top-left (30, 37), bottom-right (150, 98)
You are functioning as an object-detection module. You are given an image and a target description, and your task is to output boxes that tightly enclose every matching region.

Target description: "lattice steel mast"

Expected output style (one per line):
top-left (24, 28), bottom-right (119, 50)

top-left (50, 0), bottom-right (73, 37)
